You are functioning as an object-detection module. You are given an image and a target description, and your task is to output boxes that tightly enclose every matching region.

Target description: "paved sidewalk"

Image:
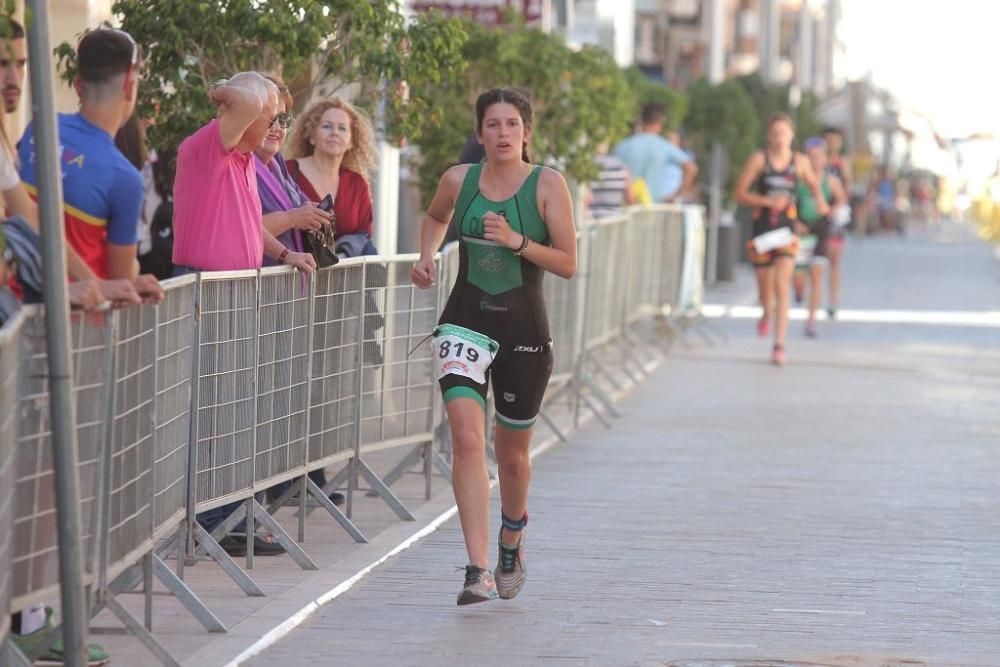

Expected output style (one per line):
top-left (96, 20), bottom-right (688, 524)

top-left (244, 228), bottom-right (1000, 667)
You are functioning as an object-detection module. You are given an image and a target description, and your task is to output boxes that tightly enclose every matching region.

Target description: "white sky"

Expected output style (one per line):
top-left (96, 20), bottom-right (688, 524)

top-left (839, 0), bottom-right (998, 139)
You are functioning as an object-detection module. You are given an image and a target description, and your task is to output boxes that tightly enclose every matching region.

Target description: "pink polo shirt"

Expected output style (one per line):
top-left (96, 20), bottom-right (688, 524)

top-left (172, 119), bottom-right (264, 270)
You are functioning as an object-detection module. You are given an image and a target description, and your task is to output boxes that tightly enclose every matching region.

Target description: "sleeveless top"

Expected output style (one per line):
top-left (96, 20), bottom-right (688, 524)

top-left (796, 174), bottom-right (831, 225)
top-left (439, 162), bottom-right (550, 347)
top-left (753, 152), bottom-right (799, 236)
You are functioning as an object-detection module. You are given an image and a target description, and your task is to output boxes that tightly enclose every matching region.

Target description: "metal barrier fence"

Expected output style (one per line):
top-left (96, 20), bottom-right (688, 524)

top-left (0, 204), bottom-right (704, 664)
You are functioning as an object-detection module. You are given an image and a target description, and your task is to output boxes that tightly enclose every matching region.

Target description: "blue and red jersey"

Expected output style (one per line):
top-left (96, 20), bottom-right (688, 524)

top-left (18, 113), bottom-right (142, 279)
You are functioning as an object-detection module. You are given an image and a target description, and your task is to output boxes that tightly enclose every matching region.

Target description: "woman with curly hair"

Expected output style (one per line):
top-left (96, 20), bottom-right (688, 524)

top-left (286, 96), bottom-right (378, 253)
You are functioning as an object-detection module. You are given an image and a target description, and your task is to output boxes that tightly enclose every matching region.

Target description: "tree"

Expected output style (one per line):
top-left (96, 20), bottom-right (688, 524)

top-left (55, 1), bottom-right (467, 162)
top-left (410, 17), bottom-right (635, 203)
top-left (684, 78), bottom-right (759, 202)
top-left (623, 66), bottom-right (688, 134)
top-left (736, 72), bottom-right (825, 146)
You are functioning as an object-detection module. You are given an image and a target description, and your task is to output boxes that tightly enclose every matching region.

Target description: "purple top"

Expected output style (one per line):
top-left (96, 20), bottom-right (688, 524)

top-left (255, 152), bottom-right (307, 266)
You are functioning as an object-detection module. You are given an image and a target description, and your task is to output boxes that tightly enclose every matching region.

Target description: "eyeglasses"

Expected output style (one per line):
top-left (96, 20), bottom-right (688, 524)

top-left (264, 111), bottom-right (293, 130)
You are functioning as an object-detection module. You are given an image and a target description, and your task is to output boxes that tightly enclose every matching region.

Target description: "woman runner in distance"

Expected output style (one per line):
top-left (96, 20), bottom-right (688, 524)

top-left (411, 88), bottom-right (576, 605)
top-left (734, 113), bottom-right (828, 366)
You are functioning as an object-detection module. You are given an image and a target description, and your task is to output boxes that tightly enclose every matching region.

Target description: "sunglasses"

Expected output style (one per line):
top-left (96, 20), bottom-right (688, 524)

top-left (264, 111), bottom-right (293, 130)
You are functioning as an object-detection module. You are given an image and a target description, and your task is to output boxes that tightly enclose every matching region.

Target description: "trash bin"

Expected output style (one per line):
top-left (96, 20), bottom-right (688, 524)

top-left (716, 212), bottom-right (740, 282)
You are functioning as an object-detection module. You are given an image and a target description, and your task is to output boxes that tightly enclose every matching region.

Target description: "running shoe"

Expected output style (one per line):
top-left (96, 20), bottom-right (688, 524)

top-left (771, 345), bottom-right (786, 366)
top-left (457, 565), bottom-right (498, 605)
top-left (494, 528), bottom-right (526, 600)
top-left (805, 320), bottom-right (817, 338)
top-left (827, 306), bottom-right (838, 320)
top-left (756, 316), bottom-right (770, 337)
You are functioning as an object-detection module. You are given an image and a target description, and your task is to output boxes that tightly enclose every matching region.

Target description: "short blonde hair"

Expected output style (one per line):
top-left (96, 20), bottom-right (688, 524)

top-left (286, 96), bottom-right (377, 181)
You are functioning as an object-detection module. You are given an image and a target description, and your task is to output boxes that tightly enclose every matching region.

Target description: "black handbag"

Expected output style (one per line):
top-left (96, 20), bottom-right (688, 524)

top-left (303, 220), bottom-right (339, 268)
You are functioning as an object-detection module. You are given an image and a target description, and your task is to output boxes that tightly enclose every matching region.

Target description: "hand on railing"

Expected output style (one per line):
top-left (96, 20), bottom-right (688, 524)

top-left (134, 274), bottom-right (165, 304)
top-left (68, 279), bottom-right (114, 311)
top-left (411, 257), bottom-right (435, 289)
top-left (283, 251), bottom-right (317, 274)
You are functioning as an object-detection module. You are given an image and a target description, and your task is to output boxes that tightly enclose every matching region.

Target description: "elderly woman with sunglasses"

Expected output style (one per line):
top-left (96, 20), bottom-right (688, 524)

top-left (255, 76), bottom-right (333, 266)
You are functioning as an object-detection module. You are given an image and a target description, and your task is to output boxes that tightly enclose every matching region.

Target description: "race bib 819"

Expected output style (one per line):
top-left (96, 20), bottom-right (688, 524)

top-left (431, 324), bottom-right (499, 385)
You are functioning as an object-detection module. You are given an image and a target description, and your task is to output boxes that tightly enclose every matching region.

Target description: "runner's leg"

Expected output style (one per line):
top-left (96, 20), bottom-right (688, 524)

top-left (447, 398), bottom-right (490, 568)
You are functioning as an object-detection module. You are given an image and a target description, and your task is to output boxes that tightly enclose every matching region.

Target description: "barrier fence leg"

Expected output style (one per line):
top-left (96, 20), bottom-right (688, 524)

top-left (151, 555), bottom-right (226, 633)
top-left (90, 548), bottom-right (228, 636)
top-left (305, 478), bottom-right (368, 543)
top-left (250, 499), bottom-right (318, 570)
top-left (144, 553), bottom-right (154, 631)
top-left (378, 444), bottom-right (425, 489)
top-left (357, 458), bottom-right (415, 521)
top-left (192, 523), bottom-right (264, 597)
top-left (104, 595), bottom-right (181, 667)
top-left (538, 409), bottom-right (568, 443)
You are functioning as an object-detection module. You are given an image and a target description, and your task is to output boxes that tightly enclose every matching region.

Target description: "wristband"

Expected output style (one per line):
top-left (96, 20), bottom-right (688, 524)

top-left (513, 234), bottom-right (530, 257)
top-left (278, 248), bottom-right (290, 263)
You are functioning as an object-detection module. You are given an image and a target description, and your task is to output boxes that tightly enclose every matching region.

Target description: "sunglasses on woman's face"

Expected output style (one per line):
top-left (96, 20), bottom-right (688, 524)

top-left (265, 111), bottom-right (293, 130)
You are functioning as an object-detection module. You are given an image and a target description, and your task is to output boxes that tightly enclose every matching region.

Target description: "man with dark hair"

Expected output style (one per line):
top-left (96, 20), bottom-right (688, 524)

top-left (18, 28), bottom-right (159, 300)
top-left (0, 17), bottom-right (25, 114)
top-left (614, 101), bottom-right (698, 203)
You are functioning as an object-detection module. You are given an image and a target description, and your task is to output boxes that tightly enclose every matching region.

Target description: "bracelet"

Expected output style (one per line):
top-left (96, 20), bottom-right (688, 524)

top-left (278, 248), bottom-right (290, 263)
top-left (513, 234), bottom-right (529, 256)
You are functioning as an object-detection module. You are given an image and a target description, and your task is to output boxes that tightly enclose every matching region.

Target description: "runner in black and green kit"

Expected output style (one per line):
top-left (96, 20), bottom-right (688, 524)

top-left (794, 137), bottom-right (848, 337)
top-left (411, 88), bottom-right (577, 605)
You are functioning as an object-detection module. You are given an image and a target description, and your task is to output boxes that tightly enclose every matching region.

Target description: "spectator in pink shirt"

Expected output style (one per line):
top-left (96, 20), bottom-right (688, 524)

top-left (171, 71), bottom-right (316, 274)
top-left (172, 71), bottom-right (315, 557)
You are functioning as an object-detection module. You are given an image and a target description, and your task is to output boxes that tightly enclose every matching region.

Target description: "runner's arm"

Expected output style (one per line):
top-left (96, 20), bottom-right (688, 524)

top-left (506, 167), bottom-right (576, 280)
top-left (829, 174), bottom-right (848, 208)
top-left (733, 152), bottom-right (771, 208)
top-left (797, 154), bottom-right (830, 216)
top-left (418, 165), bottom-right (466, 262)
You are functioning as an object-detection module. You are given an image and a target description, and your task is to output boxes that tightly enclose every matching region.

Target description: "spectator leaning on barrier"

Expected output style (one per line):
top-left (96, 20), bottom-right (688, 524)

top-left (17, 28), bottom-right (163, 304)
top-left (172, 71), bottom-right (314, 557)
top-left (254, 75), bottom-right (346, 507)
top-left (10, 22), bottom-right (147, 291)
top-left (286, 95), bottom-right (378, 257)
top-left (613, 102), bottom-right (698, 204)
top-left (171, 71), bottom-right (316, 275)
top-left (287, 95), bottom-right (385, 365)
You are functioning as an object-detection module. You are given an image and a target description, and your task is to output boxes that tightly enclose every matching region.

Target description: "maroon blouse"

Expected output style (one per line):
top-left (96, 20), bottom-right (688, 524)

top-left (286, 159), bottom-right (373, 238)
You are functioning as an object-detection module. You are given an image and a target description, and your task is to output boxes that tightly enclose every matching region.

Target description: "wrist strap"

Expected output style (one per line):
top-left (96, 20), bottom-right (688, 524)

top-left (513, 234), bottom-right (529, 256)
top-left (278, 247), bottom-right (290, 263)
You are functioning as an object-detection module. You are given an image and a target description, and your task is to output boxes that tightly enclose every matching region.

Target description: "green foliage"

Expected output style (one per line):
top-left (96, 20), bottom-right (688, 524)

top-left (735, 72), bottom-right (825, 147)
top-left (684, 78), bottom-right (759, 199)
top-left (410, 17), bottom-right (635, 204)
top-left (623, 67), bottom-right (688, 133)
top-left (54, 0), bottom-right (467, 161)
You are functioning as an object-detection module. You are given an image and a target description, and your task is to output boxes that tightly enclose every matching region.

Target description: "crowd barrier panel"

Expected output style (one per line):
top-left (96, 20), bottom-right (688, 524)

top-left (0, 310), bottom-right (23, 652)
top-left (1, 204), bottom-right (706, 665)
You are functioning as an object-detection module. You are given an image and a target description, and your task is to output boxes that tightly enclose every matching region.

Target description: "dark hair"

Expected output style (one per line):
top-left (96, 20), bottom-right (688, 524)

top-left (822, 126), bottom-right (842, 137)
top-left (641, 102), bottom-right (666, 127)
top-left (77, 28), bottom-right (139, 85)
top-left (114, 113), bottom-right (147, 170)
top-left (475, 87), bottom-right (532, 163)
top-left (0, 18), bottom-right (24, 40)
